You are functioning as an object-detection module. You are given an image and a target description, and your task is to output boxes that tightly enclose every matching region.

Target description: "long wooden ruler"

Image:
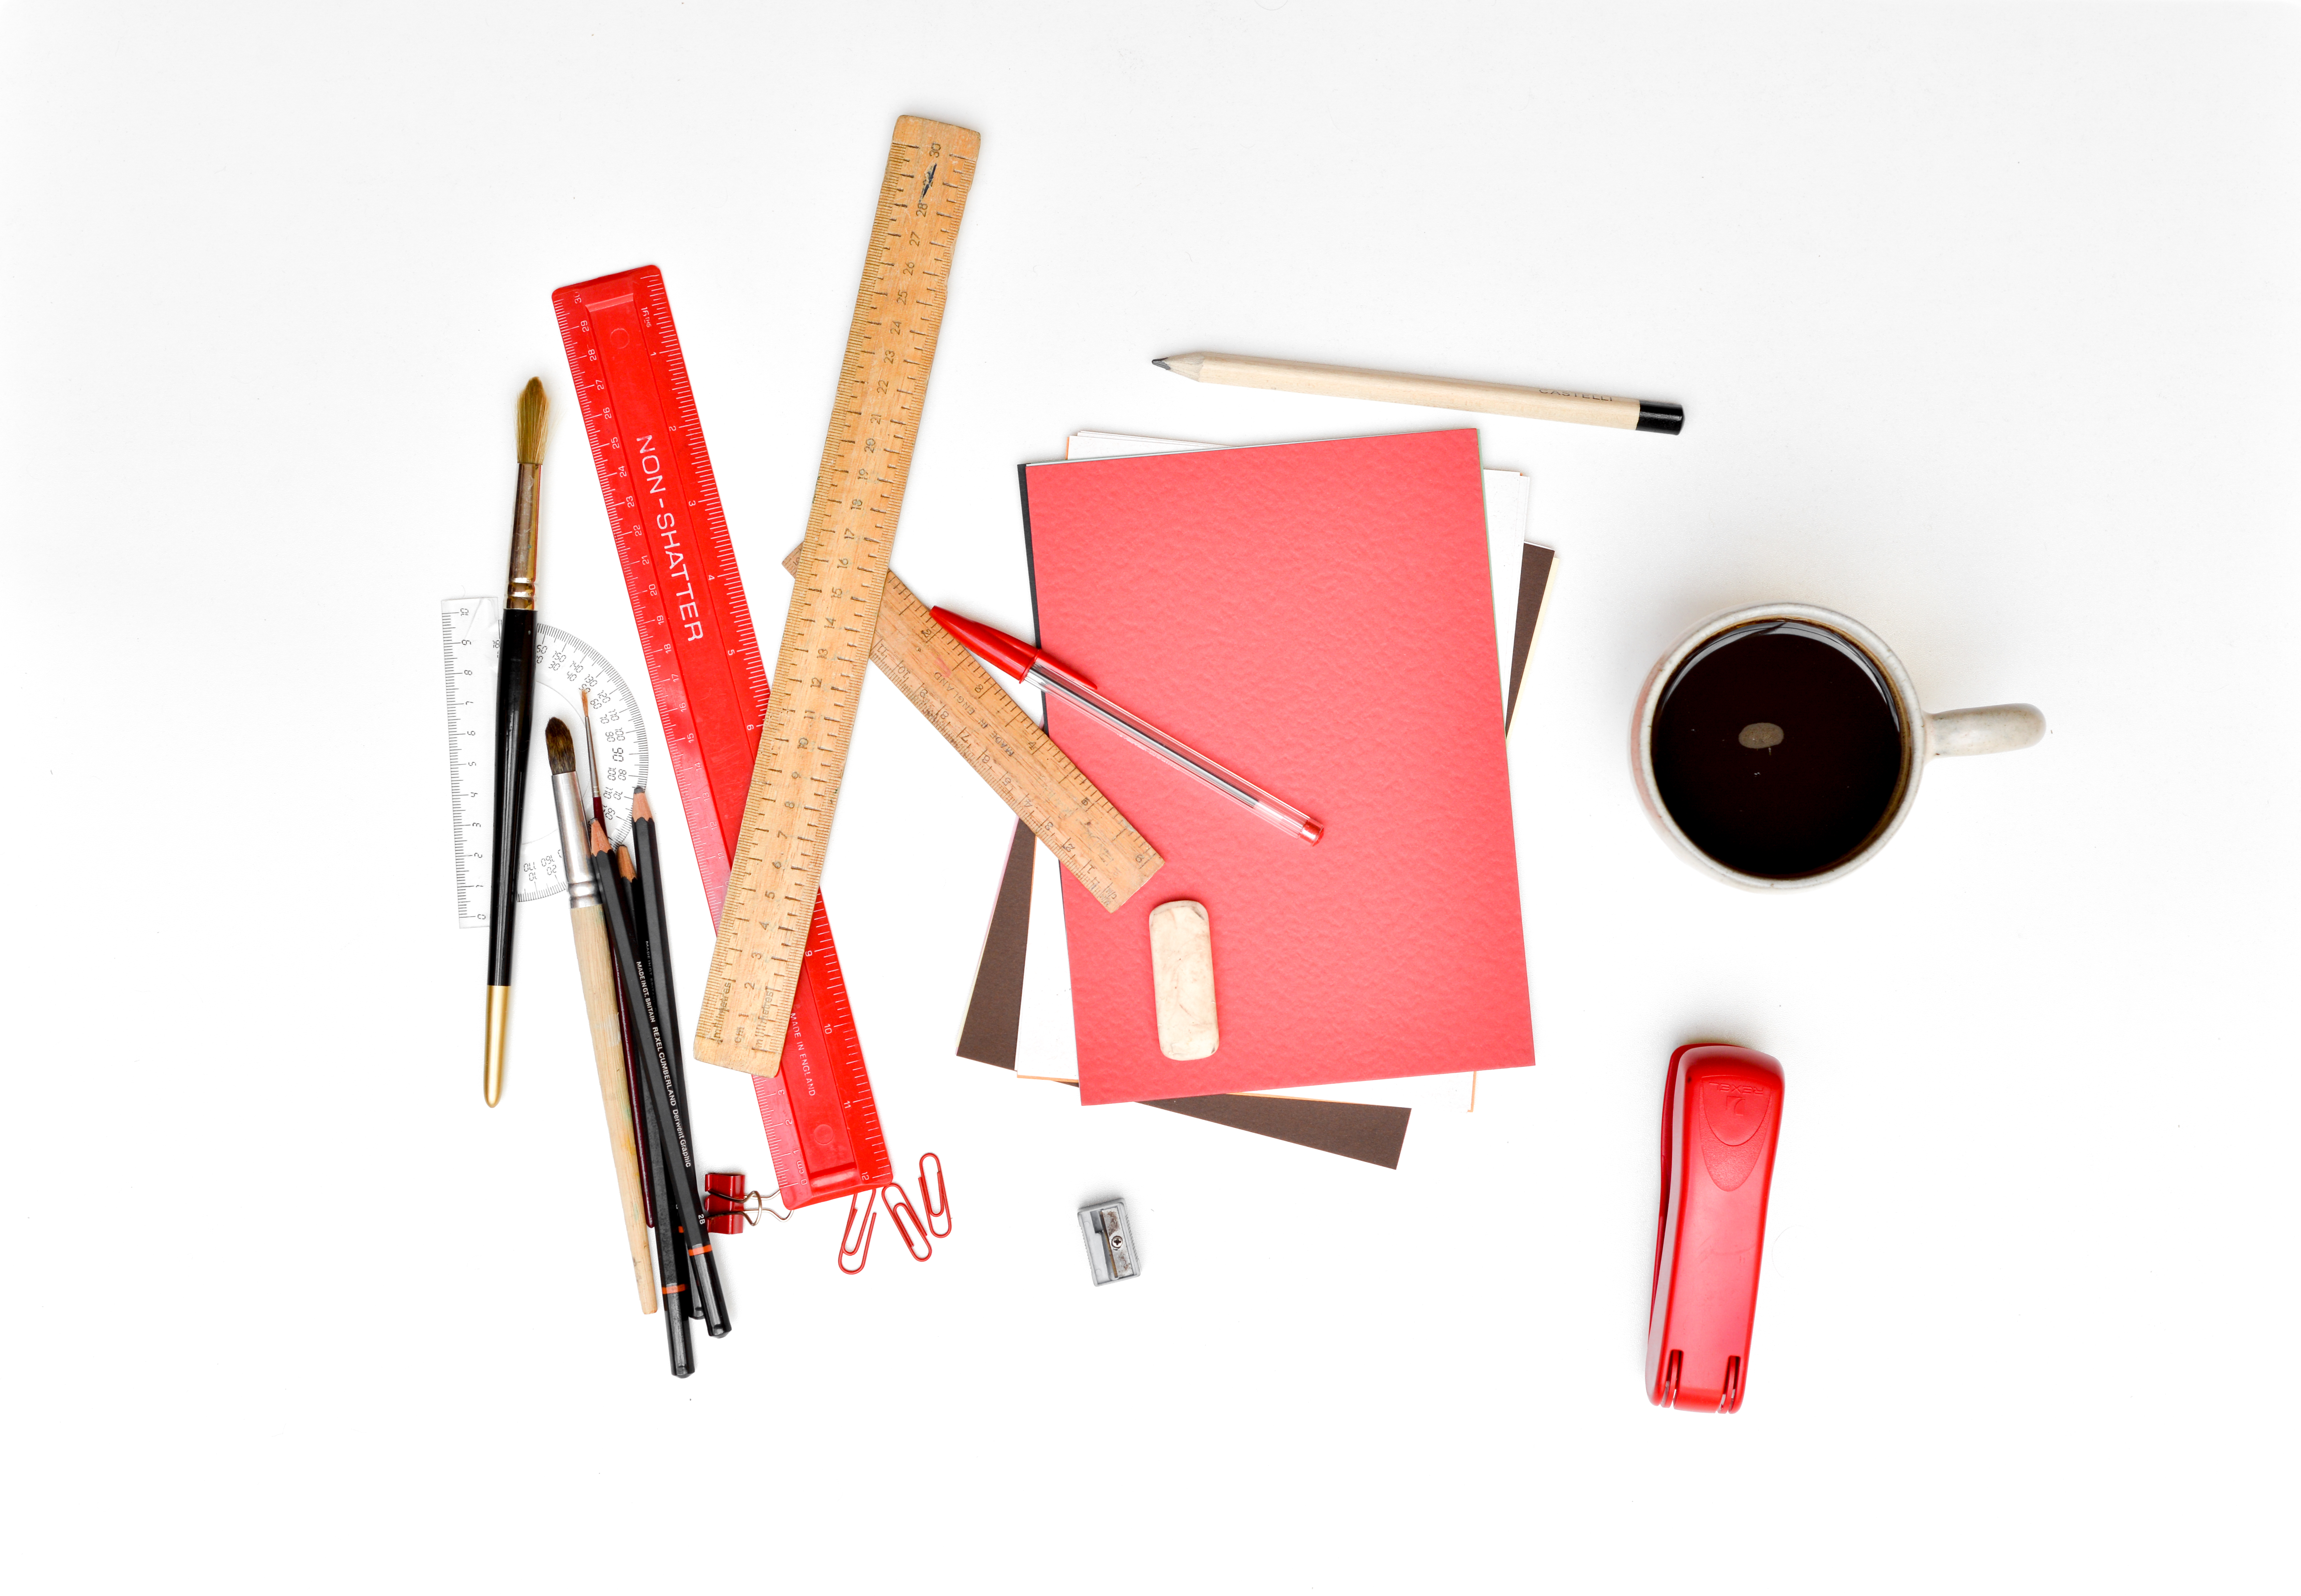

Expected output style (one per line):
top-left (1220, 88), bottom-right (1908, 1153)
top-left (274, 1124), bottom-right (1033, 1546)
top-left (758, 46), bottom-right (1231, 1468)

top-left (695, 116), bottom-right (979, 1074)
top-left (779, 547), bottom-right (1162, 911)
top-left (553, 264), bottom-right (889, 1206)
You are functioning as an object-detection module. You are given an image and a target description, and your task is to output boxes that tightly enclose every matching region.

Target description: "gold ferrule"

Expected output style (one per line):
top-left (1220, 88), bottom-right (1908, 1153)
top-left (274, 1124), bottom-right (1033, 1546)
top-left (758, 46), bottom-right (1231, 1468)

top-left (506, 461), bottom-right (540, 610)
top-left (483, 986), bottom-right (511, 1105)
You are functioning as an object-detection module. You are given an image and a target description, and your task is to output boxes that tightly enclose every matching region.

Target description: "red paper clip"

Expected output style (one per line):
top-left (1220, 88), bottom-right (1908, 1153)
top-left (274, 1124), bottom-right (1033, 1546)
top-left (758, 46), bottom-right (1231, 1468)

top-left (836, 1161), bottom-right (948, 1274)
top-left (838, 1190), bottom-right (876, 1275)
top-left (882, 1184), bottom-right (932, 1262)
top-left (918, 1152), bottom-right (951, 1239)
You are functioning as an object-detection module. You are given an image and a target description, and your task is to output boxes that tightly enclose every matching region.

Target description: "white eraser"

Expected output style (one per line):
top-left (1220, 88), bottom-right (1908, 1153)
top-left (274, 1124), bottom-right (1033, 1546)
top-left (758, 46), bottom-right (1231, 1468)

top-left (1148, 900), bottom-right (1218, 1061)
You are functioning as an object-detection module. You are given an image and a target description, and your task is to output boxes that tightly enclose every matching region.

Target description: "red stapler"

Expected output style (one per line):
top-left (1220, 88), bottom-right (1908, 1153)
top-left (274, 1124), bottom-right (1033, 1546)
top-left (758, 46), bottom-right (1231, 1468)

top-left (1647, 1044), bottom-right (1785, 1413)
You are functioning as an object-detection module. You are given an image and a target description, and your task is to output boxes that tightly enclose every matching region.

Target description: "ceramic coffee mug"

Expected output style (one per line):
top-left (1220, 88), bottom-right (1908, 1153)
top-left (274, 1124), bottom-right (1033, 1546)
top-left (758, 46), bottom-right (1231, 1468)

top-left (1632, 603), bottom-right (2044, 890)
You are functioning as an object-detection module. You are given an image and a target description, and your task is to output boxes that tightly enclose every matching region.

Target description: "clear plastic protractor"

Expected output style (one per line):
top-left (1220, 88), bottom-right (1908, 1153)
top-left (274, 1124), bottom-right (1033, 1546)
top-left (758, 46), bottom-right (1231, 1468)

top-left (441, 597), bottom-right (651, 923)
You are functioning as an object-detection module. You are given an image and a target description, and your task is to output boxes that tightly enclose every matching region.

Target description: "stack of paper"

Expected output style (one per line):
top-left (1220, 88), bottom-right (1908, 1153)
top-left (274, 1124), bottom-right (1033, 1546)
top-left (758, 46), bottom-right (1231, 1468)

top-left (1017, 429), bottom-right (1536, 1104)
top-left (956, 428), bottom-right (1554, 1158)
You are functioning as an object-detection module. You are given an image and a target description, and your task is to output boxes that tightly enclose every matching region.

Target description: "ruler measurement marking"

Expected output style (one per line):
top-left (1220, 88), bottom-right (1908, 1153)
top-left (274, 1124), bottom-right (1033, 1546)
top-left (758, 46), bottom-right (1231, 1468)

top-left (769, 552), bottom-right (1161, 912)
top-left (557, 264), bottom-right (893, 1207)
top-left (439, 600), bottom-right (648, 923)
top-left (697, 122), bottom-right (982, 1071)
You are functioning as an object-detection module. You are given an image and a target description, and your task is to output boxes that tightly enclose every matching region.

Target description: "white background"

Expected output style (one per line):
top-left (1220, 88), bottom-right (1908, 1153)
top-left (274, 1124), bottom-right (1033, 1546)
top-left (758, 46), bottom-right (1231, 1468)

top-left (5, 3), bottom-right (2295, 1591)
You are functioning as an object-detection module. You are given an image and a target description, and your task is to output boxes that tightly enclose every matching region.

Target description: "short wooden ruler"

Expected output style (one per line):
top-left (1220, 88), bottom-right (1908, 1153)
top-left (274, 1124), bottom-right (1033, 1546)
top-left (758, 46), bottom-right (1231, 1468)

top-left (780, 547), bottom-right (1163, 912)
top-left (695, 116), bottom-right (979, 1073)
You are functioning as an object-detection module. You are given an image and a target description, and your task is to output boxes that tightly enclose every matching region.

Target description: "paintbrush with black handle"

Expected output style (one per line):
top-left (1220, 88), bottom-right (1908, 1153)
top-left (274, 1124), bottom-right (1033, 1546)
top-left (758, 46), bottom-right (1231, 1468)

top-left (483, 377), bottom-right (547, 1106)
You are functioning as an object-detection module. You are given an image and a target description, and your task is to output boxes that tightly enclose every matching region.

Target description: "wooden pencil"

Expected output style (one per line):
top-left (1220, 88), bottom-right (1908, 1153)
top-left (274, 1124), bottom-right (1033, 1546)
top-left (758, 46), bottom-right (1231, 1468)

top-left (1152, 351), bottom-right (1683, 434)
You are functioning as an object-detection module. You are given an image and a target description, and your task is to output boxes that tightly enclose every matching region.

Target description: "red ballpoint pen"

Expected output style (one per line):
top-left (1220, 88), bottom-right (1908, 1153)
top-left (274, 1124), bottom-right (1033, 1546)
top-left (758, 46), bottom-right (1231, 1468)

top-left (930, 606), bottom-right (1323, 845)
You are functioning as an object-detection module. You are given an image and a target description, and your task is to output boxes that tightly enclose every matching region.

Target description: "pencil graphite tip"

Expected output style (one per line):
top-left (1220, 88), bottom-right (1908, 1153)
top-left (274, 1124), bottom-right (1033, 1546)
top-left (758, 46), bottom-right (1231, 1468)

top-left (588, 818), bottom-right (609, 856)
top-left (517, 378), bottom-right (548, 466)
top-left (617, 845), bottom-right (637, 882)
top-left (1151, 357), bottom-right (1172, 372)
top-left (632, 787), bottom-right (654, 822)
top-left (544, 718), bottom-right (576, 775)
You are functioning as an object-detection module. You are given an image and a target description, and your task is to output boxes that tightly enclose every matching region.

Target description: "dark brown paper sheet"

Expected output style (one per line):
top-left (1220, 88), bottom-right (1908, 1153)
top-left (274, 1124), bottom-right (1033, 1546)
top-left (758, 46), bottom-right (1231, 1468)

top-left (1505, 543), bottom-right (1556, 734)
top-left (955, 819), bottom-right (1037, 1069)
top-left (1143, 1093), bottom-right (1411, 1169)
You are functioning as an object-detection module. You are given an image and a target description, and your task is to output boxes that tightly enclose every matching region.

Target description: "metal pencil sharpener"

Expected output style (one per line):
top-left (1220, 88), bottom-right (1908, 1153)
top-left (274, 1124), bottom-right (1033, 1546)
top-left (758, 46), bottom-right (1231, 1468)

top-left (1079, 1200), bottom-right (1139, 1285)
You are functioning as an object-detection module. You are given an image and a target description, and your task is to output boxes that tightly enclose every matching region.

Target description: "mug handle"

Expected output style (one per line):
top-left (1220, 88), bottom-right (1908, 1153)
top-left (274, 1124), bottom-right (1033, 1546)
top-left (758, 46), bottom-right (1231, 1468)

top-left (1926, 703), bottom-right (2046, 757)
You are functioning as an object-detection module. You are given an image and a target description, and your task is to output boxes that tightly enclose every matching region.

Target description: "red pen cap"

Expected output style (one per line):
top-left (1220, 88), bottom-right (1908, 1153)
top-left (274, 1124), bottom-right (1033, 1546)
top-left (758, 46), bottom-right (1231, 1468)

top-left (928, 606), bottom-right (1043, 684)
top-left (1647, 1044), bottom-right (1785, 1414)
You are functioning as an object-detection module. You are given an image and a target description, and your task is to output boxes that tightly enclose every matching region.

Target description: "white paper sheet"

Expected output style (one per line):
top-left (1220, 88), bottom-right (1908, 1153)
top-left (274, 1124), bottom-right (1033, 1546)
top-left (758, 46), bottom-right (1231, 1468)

top-left (1013, 833), bottom-right (1082, 1083)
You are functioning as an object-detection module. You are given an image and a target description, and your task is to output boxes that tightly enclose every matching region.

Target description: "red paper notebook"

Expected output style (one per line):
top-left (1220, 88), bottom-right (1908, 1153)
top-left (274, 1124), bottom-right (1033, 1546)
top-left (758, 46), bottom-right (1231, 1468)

top-left (1021, 430), bottom-right (1533, 1104)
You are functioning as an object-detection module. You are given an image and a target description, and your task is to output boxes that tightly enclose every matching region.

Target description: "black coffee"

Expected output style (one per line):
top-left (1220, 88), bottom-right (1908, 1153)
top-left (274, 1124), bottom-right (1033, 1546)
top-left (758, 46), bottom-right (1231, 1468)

top-left (1650, 621), bottom-right (1908, 879)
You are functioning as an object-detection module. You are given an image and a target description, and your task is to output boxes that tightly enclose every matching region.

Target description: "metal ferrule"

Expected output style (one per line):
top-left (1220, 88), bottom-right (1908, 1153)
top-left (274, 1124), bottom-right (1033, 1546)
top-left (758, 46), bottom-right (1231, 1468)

top-left (506, 461), bottom-right (540, 609)
top-left (552, 771), bottom-right (599, 908)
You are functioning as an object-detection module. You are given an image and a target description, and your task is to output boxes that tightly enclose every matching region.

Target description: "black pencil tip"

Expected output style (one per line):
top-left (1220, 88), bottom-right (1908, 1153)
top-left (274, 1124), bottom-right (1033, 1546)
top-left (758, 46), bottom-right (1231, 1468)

top-left (1637, 402), bottom-right (1685, 435)
top-left (1151, 357), bottom-right (1171, 371)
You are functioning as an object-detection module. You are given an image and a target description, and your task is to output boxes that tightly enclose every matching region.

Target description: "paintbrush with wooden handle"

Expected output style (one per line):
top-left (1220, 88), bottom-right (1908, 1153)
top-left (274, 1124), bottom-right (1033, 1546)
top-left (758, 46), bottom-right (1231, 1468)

top-left (545, 719), bottom-right (656, 1315)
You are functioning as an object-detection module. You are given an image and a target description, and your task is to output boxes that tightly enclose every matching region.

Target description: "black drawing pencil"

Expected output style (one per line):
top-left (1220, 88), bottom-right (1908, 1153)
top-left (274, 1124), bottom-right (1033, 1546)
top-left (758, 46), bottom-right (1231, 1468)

top-left (592, 823), bottom-right (732, 1340)
top-left (627, 791), bottom-right (705, 1317)
top-left (628, 792), bottom-right (700, 1158)
top-left (619, 838), bottom-right (695, 1320)
top-left (581, 691), bottom-right (656, 1229)
top-left (544, 720), bottom-right (656, 1314)
top-left (591, 822), bottom-right (695, 1376)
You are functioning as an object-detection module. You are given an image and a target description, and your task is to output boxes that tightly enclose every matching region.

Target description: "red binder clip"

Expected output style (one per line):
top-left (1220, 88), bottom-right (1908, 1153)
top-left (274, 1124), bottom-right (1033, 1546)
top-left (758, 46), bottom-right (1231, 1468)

top-left (703, 1172), bottom-right (786, 1233)
top-left (704, 1173), bottom-right (748, 1236)
top-left (1648, 1045), bottom-right (1784, 1414)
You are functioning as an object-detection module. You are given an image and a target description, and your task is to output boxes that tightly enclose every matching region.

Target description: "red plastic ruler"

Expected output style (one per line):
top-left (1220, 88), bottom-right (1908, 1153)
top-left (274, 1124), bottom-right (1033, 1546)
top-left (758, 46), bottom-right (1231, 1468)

top-left (553, 264), bottom-right (890, 1209)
